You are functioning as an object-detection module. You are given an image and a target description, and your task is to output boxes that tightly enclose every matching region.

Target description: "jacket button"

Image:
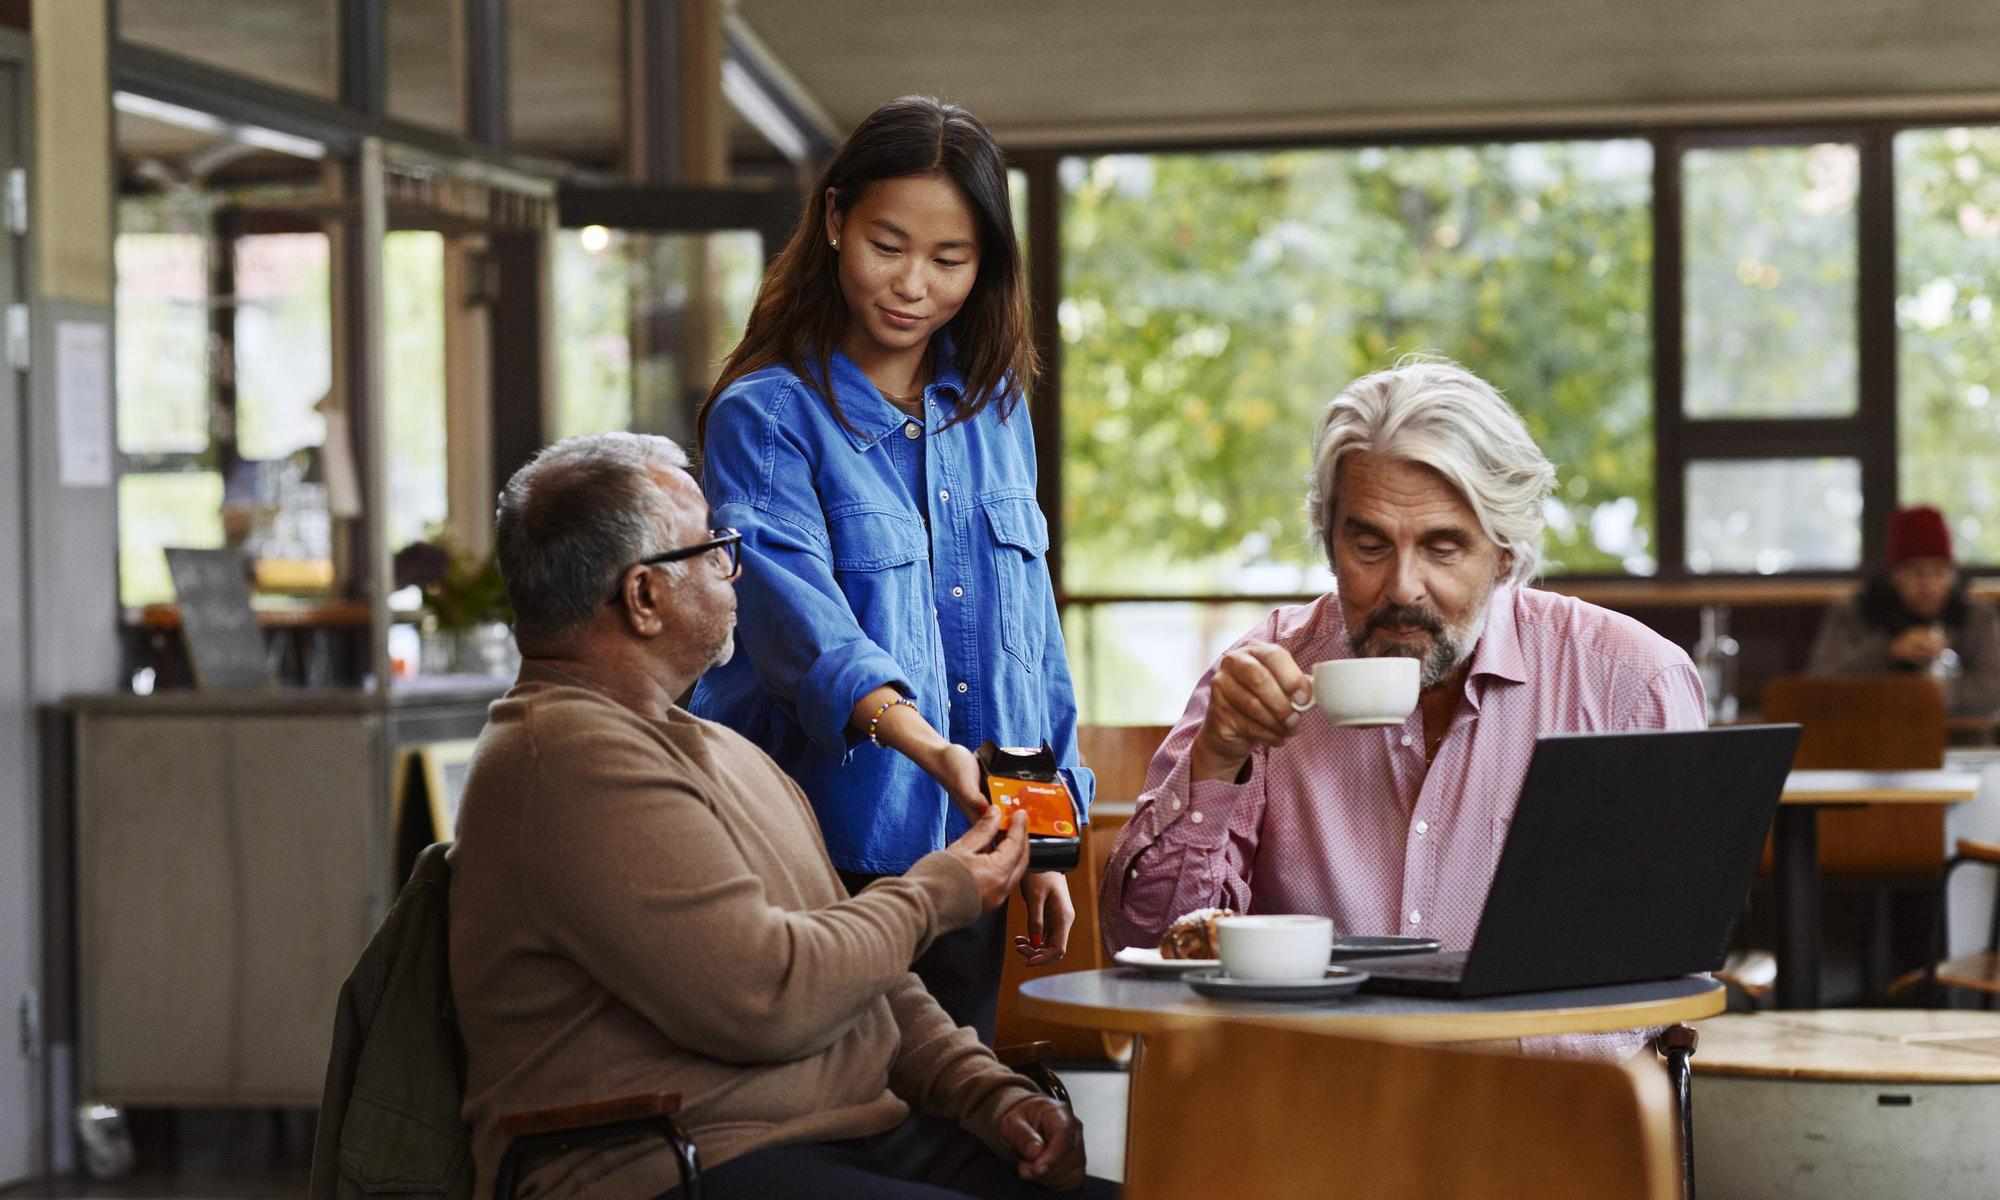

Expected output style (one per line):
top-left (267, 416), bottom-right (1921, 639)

top-left (903, 423), bottom-right (920, 439)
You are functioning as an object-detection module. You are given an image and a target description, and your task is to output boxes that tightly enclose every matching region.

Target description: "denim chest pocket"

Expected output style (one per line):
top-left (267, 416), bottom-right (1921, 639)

top-left (982, 497), bottom-right (1050, 670)
top-left (828, 509), bottom-right (931, 657)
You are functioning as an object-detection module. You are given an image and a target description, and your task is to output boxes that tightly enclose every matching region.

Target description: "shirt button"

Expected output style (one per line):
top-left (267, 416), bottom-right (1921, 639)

top-left (1409, 910), bottom-right (1422, 925)
top-left (1127, 867), bottom-right (1139, 881)
top-left (1190, 811), bottom-right (1204, 824)
top-left (1170, 797), bottom-right (1182, 811)
top-left (1414, 820), bottom-right (1429, 835)
top-left (951, 586), bottom-right (964, 598)
top-left (903, 422), bottom-right (920, 439)
top-left (939, 489), bottom-right (951, 502)
top-left (956, 681), bottom-right (968, 694)
top-left (1400, 734), bottom-right (1413, 747)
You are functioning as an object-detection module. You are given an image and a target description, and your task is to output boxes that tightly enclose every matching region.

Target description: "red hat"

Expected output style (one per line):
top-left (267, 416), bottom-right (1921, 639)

top-left (1886, 505), bottom-right (1953, 566)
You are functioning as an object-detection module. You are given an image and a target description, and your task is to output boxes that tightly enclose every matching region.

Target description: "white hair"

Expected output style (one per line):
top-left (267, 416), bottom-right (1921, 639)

top-left (1305, 356), bottom-right (1555, 587)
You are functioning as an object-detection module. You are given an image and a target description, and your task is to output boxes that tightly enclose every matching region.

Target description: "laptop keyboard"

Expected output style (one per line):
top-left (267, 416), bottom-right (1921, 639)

top-left (1377, 951), bottom-right (1469, 979)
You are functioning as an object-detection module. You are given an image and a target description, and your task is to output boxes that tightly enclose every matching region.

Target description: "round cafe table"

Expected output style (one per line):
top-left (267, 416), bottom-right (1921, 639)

top-left (1016, 968), bottom-right (1724, 1042)
top-left (1020, 969), bottom-right (1723, 1198)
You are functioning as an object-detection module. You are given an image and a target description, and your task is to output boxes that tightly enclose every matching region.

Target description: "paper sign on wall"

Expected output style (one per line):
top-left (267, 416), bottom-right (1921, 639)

top-left (56, 319), bottom-right (112, 488)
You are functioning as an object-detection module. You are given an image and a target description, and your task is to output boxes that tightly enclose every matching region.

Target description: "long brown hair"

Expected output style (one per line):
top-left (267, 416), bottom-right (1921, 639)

top-left (697, 95), bottom-right (1037, 443)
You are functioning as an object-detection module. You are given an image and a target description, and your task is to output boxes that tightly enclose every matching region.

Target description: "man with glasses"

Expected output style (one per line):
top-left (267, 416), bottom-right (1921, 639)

top-left (448, 433), bottom-right (1110, 1200)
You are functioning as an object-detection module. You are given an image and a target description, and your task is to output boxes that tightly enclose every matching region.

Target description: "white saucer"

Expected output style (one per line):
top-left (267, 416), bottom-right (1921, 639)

top-left (1184, 967), bottom-right (1370, 1001)
top-left (1113, 946), bottom-right (1220, 976)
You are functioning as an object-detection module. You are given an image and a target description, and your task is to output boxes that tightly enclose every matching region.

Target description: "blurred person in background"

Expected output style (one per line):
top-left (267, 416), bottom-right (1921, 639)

top-left (1808, 503), bottom-right (2000, 714)
top-left (691, 95), bottom-right (1091, 1044)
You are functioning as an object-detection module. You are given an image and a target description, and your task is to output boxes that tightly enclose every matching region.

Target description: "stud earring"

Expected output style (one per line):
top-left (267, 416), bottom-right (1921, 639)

top-left (831, 238), bottom-right (840, 250)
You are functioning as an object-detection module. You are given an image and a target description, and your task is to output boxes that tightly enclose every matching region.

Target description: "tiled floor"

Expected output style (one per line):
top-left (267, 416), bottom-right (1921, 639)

top-left (0, 1070), bottom-right (1133, 1198)
top-left (0, 1110), bottom-right (309, 1199)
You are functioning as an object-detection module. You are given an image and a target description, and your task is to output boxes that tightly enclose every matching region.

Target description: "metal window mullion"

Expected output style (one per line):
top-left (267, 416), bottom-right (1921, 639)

top-left (1026, 152), bottom-right (1064, 598)
top-left (1856, 127), bottom-right (1900, 570)
top-left (1677, 419), bottom-right (1870, 460)
top-left (1652, 132), bottom-right (1688, 579)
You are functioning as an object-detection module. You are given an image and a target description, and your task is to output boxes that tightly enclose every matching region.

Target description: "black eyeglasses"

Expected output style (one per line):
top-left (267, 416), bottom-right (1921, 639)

top-left (608, 528), bottom-right (743, 603)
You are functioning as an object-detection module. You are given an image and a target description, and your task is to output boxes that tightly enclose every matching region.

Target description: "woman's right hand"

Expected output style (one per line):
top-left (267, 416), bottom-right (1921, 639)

top-left (850, 687), bottom-right (993, 822)
top-left (921, 742), bottom-right (993, 823)
top-left (943, 804), bottom-right (1031, 912)
top-left (1891, 624), bottom-right (1948, 667)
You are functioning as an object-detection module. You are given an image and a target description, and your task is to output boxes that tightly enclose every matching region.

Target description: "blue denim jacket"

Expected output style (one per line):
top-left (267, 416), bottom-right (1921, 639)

top-left (690, 343), bottom-right (1094, 873)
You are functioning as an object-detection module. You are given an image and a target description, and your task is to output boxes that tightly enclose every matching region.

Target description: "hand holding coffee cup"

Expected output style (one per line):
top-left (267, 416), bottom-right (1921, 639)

top-left (1292, 657), bottom-right (1421, 727)
top-left (1187, 642), bottom-right (1315, 783)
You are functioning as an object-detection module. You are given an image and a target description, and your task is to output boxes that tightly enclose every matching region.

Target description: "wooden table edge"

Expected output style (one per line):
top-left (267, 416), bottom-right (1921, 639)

top-left (1778, 789), bottom-right (1977, 805)
top-left (1015, 978), bottom-right (1725, 1043)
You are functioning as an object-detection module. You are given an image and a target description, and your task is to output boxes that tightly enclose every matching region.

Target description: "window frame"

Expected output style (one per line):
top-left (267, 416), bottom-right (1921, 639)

top-left (1023, 115), bottom-right (2000, 605)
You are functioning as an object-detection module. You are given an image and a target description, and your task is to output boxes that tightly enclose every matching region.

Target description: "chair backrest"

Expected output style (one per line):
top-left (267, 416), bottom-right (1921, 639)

top-left (1123, 1021), bottom-right (1678, 1200)
top-left (1077, 724), bottom-right (1177, 802)
top-left (1763, 674), bottom-right (1947, 875)
top-left (1762, 674), bottom-right (1946, 770)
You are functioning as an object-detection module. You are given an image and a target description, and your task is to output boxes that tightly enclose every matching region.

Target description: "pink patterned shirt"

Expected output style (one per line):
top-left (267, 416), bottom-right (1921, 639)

top-left (1098, 586), bottom-right (1706, 1056)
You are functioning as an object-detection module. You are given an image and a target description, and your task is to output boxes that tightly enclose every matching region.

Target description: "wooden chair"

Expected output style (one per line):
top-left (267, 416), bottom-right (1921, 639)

top-left (1761, 674), bottom-right (1947, 876)
top-left (496, 1093), bottom-right (698, 1199)
top-left (994, 725), bottom-right (1170, 1061)
top-left (1895, 837), bottom-right (2000, 1006)
top-left (1758, 675), bottom-right (1948, 1001)
top-left (1123, 1020), bottom-right (1679, 1200)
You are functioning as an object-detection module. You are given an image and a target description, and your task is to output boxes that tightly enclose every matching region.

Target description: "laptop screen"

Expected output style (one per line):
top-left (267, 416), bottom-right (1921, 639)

top-left (1452, 724), bottom-right (1800, 996)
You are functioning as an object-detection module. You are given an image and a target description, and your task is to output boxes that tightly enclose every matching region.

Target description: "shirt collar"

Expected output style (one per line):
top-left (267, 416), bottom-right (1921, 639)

top-left (1464, 584), bottom-right (1529, 689)
top-left (826, 332), bottom-right (969, 451)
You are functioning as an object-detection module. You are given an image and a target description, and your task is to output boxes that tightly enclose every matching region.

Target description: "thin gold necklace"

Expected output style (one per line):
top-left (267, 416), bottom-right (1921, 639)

top-left (878, 383), bottom-right (925, 404)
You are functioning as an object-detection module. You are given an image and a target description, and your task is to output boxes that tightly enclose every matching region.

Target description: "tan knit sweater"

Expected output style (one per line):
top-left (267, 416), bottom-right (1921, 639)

top-left (449, 662), bottom-right (1041, 1198)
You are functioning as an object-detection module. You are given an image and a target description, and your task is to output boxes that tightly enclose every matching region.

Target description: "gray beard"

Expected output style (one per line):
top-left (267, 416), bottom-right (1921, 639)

top-left (1346, 600), bottom-right (1493, 689)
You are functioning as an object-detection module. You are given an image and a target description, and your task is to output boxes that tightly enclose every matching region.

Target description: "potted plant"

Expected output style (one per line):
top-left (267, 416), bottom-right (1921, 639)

top-left (394, 538), bottom-right (517, 677)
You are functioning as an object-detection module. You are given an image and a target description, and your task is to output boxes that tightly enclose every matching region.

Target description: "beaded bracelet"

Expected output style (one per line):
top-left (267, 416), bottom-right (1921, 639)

top-left (867, 696), bottom-right (919, 747)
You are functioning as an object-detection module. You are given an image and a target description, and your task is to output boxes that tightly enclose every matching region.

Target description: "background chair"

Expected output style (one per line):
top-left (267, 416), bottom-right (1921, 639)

top-left (1759, 674), bottom-right (1948, 1001)
top-left (1899, 836), bottom-right (2000, 1007)
top-left (1122, 1020), bottom-right (1679, 1200)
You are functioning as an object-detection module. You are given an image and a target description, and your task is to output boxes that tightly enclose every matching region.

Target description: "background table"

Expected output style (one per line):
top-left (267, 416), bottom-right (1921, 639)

top-left (1774, 770), bottom-right (1980, 1009)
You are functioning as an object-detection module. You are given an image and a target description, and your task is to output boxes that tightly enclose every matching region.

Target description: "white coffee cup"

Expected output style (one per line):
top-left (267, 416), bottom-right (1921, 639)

top-left (1299, 657), bottom-right (1420, 727)
top-left (1215, 914), bottom-right (1334, 982)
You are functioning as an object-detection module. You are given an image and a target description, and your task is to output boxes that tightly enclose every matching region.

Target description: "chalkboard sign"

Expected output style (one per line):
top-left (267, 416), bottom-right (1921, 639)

top-left (164, 547), bottom-right (275, 690)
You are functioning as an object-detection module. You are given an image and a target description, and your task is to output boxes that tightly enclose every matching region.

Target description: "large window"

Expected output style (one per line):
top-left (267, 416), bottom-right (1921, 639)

top-left (1682, 144), bottom-right (1858, 419)
top-left (1897, 126), bottom-right (2000, 565)
top-left (553, 228), bottom-right (764, 442)
top-left (1045, 124), bottom-right (2000, 721)
top-left (1057, 140), bottom-right (1654, 720)
top-left (1060, 140), bottom-right (1655, 599)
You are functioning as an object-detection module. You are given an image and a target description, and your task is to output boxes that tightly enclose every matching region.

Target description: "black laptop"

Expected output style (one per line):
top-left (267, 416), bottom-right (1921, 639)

top-left (1351, 724), bottom-right (1801, 998)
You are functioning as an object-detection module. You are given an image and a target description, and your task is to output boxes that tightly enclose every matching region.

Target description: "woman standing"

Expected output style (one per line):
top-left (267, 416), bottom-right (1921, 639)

top-left (691, 96), bottom-right (1091, 1042)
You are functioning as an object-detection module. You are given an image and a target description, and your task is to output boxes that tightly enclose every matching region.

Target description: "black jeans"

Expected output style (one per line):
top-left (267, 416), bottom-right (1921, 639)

top-left (838, 867), bottom-right (1007, 1044)
top-left (657, 1114), bottom-right (1121, 1200)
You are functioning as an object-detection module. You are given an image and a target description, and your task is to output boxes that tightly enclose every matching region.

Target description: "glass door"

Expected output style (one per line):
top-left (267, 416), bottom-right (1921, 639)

top-left (552, 183), bottom-right (796, 447)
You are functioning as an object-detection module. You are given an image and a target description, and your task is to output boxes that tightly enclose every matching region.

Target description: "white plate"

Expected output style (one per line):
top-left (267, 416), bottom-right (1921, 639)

top-left (1184, 966), bottom-right (1370, 1002)
top-left (1113, 946), bottom-right (1220, 976)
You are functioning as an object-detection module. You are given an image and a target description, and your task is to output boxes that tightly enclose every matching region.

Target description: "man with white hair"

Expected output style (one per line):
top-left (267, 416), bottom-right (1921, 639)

top-left (1099, 360), bottom-right (1706, 991)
